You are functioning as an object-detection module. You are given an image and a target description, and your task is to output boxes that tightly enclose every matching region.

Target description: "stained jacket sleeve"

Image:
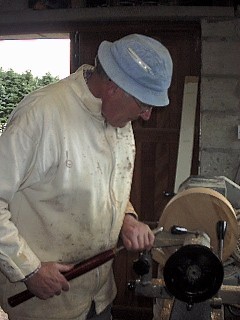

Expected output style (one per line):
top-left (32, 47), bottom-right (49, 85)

top-left (0, 107), bottom-right (41, 282)
top-left (124, 201), bottom-right (138, 220)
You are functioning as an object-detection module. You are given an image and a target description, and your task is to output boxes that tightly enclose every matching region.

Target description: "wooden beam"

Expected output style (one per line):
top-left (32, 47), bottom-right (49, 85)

top-left (174, 76), bottom-right (199, 194)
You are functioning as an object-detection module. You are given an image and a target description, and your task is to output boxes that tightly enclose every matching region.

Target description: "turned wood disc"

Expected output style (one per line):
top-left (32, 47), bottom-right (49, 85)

top-left (158, 187), bottom-right (239, 262)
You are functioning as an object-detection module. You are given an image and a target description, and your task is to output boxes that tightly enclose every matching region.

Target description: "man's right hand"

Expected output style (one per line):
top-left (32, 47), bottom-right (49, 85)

top-left (24, 262), bottom-right (74, 299)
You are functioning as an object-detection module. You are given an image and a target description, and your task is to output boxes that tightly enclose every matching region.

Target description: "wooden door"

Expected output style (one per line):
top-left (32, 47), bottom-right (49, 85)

top-left (70, 21), bottom-right (201, 319)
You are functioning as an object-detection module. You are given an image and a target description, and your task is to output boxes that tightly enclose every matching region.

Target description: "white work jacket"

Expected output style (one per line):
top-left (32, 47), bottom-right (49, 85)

top-left (0, 65), bottom-right (136, 319)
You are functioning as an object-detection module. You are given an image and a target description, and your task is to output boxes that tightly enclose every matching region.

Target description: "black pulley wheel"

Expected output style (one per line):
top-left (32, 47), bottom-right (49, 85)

top-left (163, 244), bottom-right (224, 304)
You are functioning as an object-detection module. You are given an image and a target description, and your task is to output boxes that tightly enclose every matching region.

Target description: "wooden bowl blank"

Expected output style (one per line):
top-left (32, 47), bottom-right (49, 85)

top-left (158, 187), bottom-right (239, 262)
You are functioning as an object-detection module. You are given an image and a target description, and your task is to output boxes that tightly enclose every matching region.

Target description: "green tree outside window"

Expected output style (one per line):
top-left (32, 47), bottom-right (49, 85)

top-left (0, 68), bottom-right (59, 132)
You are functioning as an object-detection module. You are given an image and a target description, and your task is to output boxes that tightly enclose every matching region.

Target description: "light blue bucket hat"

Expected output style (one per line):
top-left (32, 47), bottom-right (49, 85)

top-left (98, 34), bottom-right (173, 107)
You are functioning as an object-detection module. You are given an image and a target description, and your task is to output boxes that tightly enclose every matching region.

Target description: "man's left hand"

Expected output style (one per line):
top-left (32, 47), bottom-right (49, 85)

top-left (120, 214), bottom-right (155, 251)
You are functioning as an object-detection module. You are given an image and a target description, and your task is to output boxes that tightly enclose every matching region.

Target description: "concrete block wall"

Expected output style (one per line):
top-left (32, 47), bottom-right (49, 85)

top-left (200, 18), bottom-right (240, 182)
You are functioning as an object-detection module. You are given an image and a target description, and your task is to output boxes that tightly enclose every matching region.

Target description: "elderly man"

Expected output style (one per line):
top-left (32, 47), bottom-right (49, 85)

top-left (0, 34), bottom-right (172, 320)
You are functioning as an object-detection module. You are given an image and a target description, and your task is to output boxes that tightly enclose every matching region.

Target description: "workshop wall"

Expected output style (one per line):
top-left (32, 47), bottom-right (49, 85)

top-left (0, 1), bottom-right (240, 182)
top-left (200, 18), bottom-right (240, 182)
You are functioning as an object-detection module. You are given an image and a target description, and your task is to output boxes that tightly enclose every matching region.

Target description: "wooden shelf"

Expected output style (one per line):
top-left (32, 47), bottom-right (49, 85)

top-left (0, 6), bottom-right (234, 24)
top-left (0, 6), bottom-right (234, 35)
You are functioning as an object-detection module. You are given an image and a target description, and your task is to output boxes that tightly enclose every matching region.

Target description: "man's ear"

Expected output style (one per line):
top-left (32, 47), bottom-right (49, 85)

top-left (102, 80), bottom-right (124, 103)
top-left (105, 80), bottom-right (119, 97)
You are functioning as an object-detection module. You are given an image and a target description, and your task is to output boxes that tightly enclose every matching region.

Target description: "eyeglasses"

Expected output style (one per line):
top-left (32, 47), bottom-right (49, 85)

top-left (133, 97), bottom-right (153, 114)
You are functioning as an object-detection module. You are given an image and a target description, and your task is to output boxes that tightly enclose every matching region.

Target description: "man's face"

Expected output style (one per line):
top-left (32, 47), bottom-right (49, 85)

top-left (101, 86), bottom-right (153, 128)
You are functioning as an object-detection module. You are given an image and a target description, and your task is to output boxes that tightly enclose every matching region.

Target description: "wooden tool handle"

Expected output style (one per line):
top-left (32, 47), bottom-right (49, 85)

top-left (8, 248), bottom-right (117, 307)
top-left (9, 226), bottom-right (160, 307)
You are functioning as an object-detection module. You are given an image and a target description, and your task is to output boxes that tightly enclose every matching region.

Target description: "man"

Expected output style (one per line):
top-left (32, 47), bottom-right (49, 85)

top-left (0, 34), bottom-right (173, 319)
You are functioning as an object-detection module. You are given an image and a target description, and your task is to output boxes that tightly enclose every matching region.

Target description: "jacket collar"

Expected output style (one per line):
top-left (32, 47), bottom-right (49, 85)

top-left (70, 65), bottom-right (103, 120)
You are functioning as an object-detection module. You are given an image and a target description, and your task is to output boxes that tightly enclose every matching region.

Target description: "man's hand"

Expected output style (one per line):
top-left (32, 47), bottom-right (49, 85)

top-left (120, 214), bottom-right (155, 251)
top-left (24, 262), bottom-right (74, 300)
